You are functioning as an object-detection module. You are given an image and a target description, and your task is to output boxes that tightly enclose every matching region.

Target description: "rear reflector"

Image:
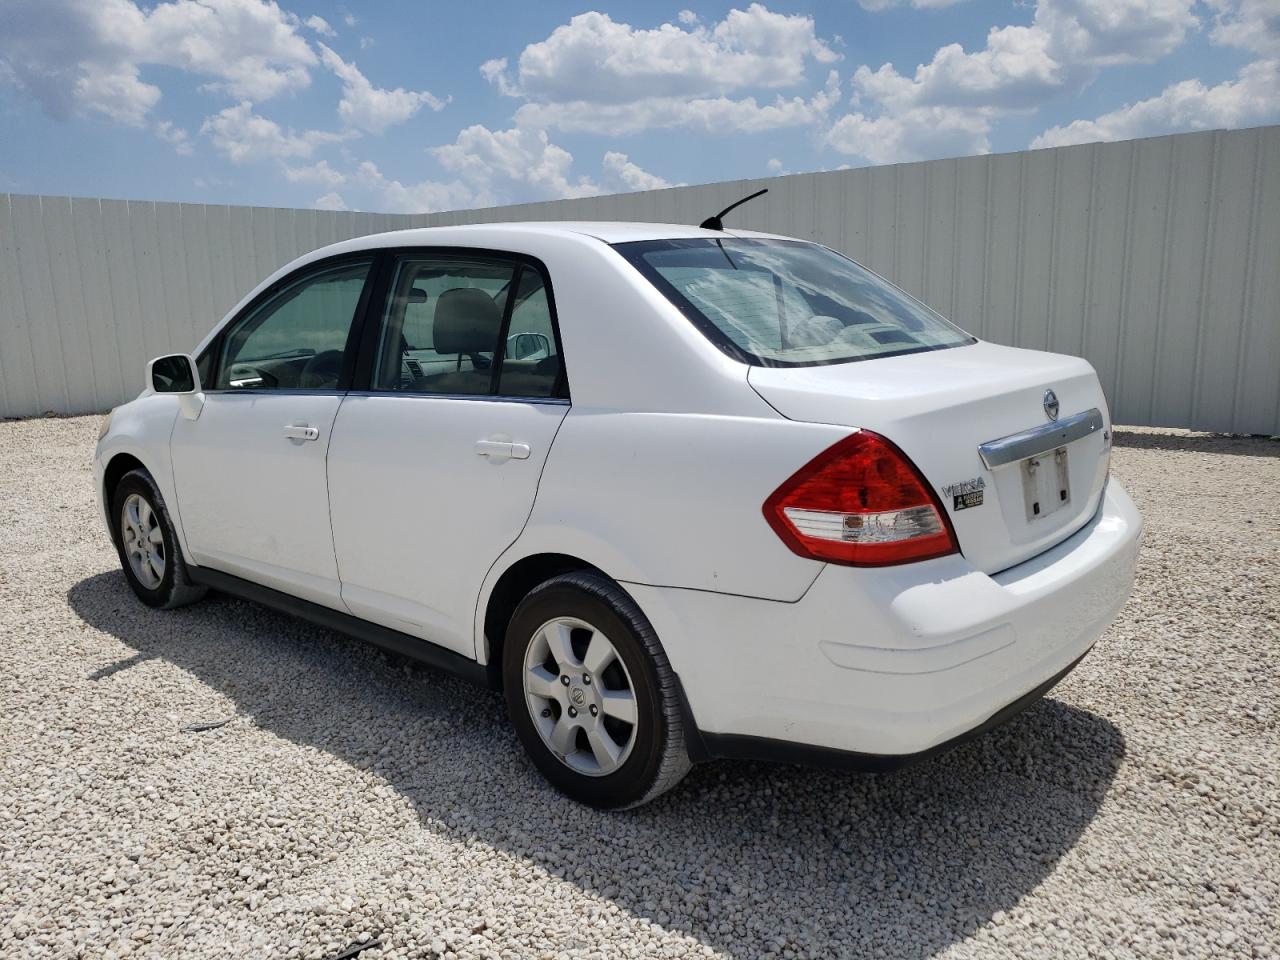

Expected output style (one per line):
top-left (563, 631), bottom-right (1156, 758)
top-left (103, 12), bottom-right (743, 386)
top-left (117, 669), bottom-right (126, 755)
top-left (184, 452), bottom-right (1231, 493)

top-left (763, 431), bottom-right (958, 566)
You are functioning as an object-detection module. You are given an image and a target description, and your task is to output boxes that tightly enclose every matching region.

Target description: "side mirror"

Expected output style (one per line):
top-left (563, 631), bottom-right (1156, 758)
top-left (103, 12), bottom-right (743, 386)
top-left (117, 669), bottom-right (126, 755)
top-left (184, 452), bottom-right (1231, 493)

top-left (147, 353), bottom-right (199, 394)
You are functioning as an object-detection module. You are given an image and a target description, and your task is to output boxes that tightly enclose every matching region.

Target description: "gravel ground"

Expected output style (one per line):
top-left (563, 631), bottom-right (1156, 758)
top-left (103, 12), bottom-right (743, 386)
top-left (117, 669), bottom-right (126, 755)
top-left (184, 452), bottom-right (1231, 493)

top-left (0, 416), bottom-right (1276, 960)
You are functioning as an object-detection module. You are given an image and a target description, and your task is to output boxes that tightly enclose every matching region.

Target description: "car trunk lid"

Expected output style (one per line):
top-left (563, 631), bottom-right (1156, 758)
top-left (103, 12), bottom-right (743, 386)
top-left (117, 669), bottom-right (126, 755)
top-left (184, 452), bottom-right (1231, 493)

top-left (748, 341), bottom-right (1112, 574)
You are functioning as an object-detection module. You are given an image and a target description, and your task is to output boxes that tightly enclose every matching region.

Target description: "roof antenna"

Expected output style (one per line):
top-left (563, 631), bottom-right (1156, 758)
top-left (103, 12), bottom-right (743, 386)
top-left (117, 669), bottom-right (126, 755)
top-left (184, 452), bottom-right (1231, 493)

top-left (699, 188), bottom-right (768, 231)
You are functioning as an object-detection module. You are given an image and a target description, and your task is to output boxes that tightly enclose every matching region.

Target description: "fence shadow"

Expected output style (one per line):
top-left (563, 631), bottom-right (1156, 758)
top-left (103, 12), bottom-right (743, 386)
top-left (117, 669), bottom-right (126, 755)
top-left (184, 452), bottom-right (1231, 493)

top-left (69, 571), bottom-right (1125, 960)
top-left (1111, 428), bottom-right (1278, 456)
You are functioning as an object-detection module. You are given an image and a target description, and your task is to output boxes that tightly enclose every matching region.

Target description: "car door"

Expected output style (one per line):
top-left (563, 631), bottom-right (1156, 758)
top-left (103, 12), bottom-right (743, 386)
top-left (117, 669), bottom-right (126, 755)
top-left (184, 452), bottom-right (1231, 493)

top-left (327, 251), bottom-right (569, 656)
top-left (171, 256), bottom-right (375, 608)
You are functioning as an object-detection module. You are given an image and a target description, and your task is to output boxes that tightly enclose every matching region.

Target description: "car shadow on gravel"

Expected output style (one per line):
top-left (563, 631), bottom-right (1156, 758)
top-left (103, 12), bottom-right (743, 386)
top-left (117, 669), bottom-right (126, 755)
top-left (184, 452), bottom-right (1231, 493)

top-left (69, 571), bottom-right (1126, 960)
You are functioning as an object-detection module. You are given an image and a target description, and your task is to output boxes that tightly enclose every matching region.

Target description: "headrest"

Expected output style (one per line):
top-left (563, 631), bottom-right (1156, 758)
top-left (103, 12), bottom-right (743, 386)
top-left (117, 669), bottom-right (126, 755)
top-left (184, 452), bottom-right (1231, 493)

top-left (434, 287), bottom-right (501, 355)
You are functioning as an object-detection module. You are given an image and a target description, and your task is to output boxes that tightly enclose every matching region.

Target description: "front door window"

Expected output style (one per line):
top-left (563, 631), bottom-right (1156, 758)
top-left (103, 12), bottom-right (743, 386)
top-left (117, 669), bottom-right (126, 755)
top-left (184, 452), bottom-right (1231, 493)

top-left (216, 260), bottom-right (371, 391)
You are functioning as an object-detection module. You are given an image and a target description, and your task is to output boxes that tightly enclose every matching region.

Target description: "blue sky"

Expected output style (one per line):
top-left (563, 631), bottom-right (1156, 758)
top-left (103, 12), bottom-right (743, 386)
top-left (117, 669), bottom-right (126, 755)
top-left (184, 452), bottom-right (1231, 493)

top-left (0, 0), bottom-right (1276, 212)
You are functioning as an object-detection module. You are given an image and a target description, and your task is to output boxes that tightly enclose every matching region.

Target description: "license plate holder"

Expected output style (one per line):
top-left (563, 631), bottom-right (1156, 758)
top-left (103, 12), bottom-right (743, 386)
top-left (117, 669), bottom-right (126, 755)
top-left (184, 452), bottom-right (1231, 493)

top-left (1020, 446), bottom-right (1070, 520)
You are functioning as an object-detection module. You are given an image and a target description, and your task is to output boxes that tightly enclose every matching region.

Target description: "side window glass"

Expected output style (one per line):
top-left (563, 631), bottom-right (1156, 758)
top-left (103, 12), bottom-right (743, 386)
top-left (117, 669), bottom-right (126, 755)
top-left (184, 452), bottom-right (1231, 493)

top-left (373, 257), bottom-right (516, 395)
top-left (498, 270), bottom-right (562, 399)
top-left (216, 261), bottom-right (370, 390)
top-left (195, 345), bottom-right (215, 388)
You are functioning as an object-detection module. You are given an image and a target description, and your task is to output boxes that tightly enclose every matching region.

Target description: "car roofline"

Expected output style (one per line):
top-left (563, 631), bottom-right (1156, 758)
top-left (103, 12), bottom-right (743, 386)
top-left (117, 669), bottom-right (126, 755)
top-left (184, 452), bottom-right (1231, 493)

top-left (189, 221), bottom-right (805, 359)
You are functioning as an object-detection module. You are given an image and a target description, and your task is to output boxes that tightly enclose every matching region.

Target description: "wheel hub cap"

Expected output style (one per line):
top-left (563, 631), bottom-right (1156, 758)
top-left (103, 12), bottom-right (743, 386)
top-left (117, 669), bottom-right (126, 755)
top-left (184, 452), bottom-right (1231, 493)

top-left (522, 616), bottom-right (638, 777)
top-left (121, 493), bottom-right (165, 590)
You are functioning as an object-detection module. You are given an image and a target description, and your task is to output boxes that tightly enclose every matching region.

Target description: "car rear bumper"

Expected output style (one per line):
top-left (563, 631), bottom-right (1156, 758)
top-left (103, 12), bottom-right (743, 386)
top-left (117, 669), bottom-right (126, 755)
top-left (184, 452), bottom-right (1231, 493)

top-left (624, 479), bottom-right (1142, 760)
top-left (689, 650), bottom-right (1089, 770)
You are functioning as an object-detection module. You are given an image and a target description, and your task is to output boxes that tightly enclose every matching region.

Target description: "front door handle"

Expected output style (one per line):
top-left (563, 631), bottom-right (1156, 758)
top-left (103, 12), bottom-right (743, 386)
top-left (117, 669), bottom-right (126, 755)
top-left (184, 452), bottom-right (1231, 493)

top-left (475, 439), bottom-right (531, 460)
top-left (283, 423), bottom-right (320, 441)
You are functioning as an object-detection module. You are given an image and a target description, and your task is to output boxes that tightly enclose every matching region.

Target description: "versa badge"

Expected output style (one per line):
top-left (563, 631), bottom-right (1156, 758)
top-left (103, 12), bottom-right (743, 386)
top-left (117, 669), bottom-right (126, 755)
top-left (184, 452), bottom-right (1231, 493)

top-left (942, 476), bottom-right (986, 511)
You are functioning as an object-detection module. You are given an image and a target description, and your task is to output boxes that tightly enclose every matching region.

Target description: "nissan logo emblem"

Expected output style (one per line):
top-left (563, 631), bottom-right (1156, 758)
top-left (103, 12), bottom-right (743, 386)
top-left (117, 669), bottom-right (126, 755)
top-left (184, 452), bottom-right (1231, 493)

top-left (1043, 389), bottom-right (1060, 421)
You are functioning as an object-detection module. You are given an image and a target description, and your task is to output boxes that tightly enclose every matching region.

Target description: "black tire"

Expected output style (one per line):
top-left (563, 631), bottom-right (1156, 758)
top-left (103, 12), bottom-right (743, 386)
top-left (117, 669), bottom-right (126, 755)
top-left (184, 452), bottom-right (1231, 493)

top-left (110, 468), bottom-right (207, 610)
top-left (503, 571), bottom-right (692, 809)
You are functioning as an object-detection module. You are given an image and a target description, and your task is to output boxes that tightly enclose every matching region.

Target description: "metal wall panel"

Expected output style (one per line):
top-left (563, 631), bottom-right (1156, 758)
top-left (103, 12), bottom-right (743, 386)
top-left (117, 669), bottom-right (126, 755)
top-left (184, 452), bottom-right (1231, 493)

top-left (1, 126), bottom-right (1276, 431)
top-left (419, 125), bottom-right (1280, 435)
top-left (0, 197), bottom-right (418, 417)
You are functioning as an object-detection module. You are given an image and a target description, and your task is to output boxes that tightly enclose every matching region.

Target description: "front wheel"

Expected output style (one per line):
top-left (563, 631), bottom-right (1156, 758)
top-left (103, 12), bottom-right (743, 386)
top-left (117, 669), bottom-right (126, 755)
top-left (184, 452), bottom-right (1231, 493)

top-left (110, 468), bottom-right (206, 609)
top-left (503, 571), bottom-right (691, 809)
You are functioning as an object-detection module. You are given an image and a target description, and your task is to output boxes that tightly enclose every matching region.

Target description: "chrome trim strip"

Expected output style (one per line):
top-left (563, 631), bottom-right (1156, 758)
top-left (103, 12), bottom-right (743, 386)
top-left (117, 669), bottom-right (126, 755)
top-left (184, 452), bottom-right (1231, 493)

top-left (203, 388), bottom-right (346, 397)
top-left (201, 389), bottom-right (570, 406)
top-left (978, 407), bottom-right (1105, 469)
top-left (343, 390), bottom-right (570, 406)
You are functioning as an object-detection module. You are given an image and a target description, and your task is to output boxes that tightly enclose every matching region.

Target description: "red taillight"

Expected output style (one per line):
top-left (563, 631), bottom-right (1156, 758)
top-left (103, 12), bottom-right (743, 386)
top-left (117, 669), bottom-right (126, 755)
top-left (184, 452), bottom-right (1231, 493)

top-left (763, 431), bottom-right (958, 567)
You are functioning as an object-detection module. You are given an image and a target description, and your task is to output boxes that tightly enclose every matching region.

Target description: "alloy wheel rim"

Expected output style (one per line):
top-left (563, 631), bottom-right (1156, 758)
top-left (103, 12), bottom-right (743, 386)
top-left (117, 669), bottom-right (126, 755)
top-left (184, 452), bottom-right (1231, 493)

top-left (522, 616), bottom-right (639, 777)
top-left (121, 493), bottom-right (165, 589)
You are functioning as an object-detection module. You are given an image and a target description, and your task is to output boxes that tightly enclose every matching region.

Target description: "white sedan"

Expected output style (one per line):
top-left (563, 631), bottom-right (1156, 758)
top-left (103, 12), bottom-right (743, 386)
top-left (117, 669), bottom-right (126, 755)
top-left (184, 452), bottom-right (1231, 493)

top-left (95, 219), bottom-right (1142, 808)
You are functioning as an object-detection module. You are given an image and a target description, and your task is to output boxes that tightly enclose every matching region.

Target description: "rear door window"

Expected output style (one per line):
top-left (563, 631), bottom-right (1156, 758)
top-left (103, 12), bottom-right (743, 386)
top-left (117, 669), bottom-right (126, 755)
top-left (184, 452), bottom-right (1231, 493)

top-left (497, 269), bottom-right (562, 399)
top-left (372, 253), bottom-right (566, 399)
top-left (373, 256), bottom-right (515, 395)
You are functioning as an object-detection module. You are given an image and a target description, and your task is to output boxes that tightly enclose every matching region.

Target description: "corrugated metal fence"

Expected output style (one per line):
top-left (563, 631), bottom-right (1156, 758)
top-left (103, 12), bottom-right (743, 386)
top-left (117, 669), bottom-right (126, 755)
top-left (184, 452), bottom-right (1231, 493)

top-left (0, 200), bottom-right (424, 418)
top-left (426, 125), bottom-right (1280, 436)
top-left (2, 125), bottom-right (1277, 431)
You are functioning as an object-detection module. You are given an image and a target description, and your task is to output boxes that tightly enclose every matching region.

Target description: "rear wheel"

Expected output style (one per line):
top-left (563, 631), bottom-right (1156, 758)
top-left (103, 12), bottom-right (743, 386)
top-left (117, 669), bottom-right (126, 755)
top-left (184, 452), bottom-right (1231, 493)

top-left (111, 469), bottom-right (206, 609)
top-left (503, 571), bottom-right (691, 809)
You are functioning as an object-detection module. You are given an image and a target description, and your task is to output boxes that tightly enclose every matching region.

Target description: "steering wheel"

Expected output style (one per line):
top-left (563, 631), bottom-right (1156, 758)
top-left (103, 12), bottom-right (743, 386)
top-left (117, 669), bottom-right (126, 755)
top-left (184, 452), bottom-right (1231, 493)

top-left (299, 350), bottom-right (344, 389)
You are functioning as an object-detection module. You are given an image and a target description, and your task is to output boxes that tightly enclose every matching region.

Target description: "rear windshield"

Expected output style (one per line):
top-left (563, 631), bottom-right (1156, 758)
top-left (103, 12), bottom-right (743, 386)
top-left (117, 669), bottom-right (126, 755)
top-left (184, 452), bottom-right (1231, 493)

top-left (615, 238), bottom-right (974, 366)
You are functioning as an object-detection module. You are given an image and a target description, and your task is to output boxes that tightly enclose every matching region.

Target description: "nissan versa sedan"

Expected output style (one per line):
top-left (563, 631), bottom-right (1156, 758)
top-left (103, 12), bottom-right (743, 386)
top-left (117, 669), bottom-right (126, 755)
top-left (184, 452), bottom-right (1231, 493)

top-left (95, 219), bottom-right (1142, 809)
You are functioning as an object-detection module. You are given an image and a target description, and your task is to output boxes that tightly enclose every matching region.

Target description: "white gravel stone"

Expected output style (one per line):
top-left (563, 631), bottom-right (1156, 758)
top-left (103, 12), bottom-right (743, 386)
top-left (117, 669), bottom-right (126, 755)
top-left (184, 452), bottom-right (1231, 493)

top-left (0, 416), bottom-right (1277, 958)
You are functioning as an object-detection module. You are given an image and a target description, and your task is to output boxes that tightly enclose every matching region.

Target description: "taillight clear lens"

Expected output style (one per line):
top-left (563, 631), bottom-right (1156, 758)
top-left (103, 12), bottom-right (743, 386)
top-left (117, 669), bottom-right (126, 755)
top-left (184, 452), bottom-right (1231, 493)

top-left (763, 431), bottom-right (958, 566)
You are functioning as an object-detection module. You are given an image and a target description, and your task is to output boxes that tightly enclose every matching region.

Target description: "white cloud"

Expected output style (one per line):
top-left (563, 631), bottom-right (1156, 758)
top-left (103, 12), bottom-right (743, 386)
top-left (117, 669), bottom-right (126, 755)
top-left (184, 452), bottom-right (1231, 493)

top-left (479, 57), bottom-right (517, 96)
top-left (828, 0), bottom-right (1201, 164)
top-left (1031, 58), bottom-right (1280, 147)
top-left (475, 7), bottom-right (842, 140)
top-left (154, 119), bottom-right (193, 155)
top-left (484, 6), bottom-right (837, 104)
top-left (601, 151), bottom-right (673, 191)
top-left (852, 0), bottom-right (1197, 114)
top-left (348, 139), bottom-right (678, 213)
top-left (858, 0), bottom-right (970, 9)
top-left (201, 101), bottom-right (350, 163)
top-left (1037, 0), bottom-right (1199, 68)
top-left (127, 0), bottom-right (318, 101)
top-left (1207, 0), bottom-right (1280, 55)
top-left (318, 44), bottom-right (447, 134)
top-left (766, 157), bottom-right (784, 171)
top-left (304, 14), bottom-right (335, 37)
top-left (514, 69), bottom-right (842, 136)
top-left (281, 159), bottom-right (345, 187)
top-left (313, 191), bottom-right (348, 210)
top-left (433, 125), bottom-right (601, 202)
top-left (828, 105), bottom-right (993, 163)
top-left (0, 0), bottom-right (318, 126)
top-left (851, 25), bottom-right (1061, 112)
top-left (76, 61), bottom-right (162, 126)
top-left (351, 160), bottom-right (476, 213)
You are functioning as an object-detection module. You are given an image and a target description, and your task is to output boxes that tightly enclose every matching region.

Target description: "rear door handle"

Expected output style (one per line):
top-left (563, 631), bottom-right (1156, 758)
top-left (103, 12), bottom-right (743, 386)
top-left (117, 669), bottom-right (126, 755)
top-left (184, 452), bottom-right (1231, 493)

top-left (475, 439), bottom-right (531, 460)
top-left (283, 423), bottom-right (320, 441)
